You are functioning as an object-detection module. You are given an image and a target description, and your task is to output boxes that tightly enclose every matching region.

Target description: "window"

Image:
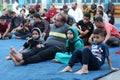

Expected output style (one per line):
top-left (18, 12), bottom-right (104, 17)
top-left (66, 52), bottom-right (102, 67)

top-left (12, 0), bottom-right (14, 3)
top-left (32, 0), bottom-right (36, 3)
top-left (27, 0), bottom-right (31, 3)
top-left (64, 0), bottom-right (69, 3)
top-left (38, 0), bottom-right (41, 3)
top-left (7, 0), bottom-right (11, 4)
top-left (70, 0), bottom-right (75, 3)
top-left (111, 0), bottom-right (117, 3)
top-left (100, 0), bottom-right (105, 2)
top-left (93, 0), bottom-right (99, 3)
top-left (51, 0), bottom-right (59, 3)
top-left (86, 0), bottom-right (91, 3)
top-left (82, 0), bottom-right (86, 3)
top-left (58, 0), bottom-right (62, 3)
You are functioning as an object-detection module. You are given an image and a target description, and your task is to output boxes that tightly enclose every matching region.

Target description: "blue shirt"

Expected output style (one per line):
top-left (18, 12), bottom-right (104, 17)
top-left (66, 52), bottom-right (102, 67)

top-left (91, 42), bottom-right (109, 64)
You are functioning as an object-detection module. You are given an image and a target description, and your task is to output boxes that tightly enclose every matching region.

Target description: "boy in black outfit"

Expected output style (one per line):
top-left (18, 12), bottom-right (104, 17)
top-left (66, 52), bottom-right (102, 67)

top-left (75, 13), bottom-right (94, 46)
top-left (61, 28), bottom-right (119, 74)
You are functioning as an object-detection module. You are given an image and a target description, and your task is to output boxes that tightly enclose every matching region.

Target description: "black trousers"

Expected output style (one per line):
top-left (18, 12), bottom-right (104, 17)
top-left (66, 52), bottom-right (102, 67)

top-left (22, 45), bottom-right (62, 65)
top-left (68, 48), bottom-right (102, 70)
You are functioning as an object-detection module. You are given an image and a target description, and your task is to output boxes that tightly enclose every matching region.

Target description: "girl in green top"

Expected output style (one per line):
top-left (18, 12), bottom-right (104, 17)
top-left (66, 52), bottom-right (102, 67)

top-left (53, 27), bottom-right (84, 64)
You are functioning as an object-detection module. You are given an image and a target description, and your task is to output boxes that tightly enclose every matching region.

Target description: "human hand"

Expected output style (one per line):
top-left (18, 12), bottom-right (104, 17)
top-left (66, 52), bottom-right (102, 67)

top-left (110, 67), bottom-right (119, 71)
top-left (88, 38), bottom-right (92, 44)
top-left (0, 33), bottom-right (1, 38)
top-left (36, 44), bottom-right (41, 48)
top-left (2, 35), bottom-right (5, 39)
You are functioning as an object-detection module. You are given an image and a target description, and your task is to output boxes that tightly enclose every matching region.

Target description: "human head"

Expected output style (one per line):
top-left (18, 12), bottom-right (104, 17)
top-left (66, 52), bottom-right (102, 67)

top-left (96, 11), bottom-right (103, 17)
top-left (10, 11), bottom-right (16, 18)
top-left (0, 15), bottom-right (7, 25)
top-left (20, 9), bottom-right (26, 15)
top-left (92, 28), bottom-right (105, 44)
top-left (67, 27), bottom-right (79, 41)
top-left (72, 2), bottom-right (77, 10)
top-left (60, 9), bottom-right (68, 18)
top-left (43, 9), bottom-right (47, 13)
top-left (33, 14), bottom-right (42, 23)
top-left (83, 13), bottom-right (90, 23)
top-left (108, 12), bottom-right (113, 16)
top-left (92, 1), bottom-right (95, 4)
top-left (50, 4), bottom-right (55, 10)
top-left (98, 6), bottom-right (104, 12)
top-left (29, 9), bottom-right (36, 17)
top-left (53, 13), bottom-right (66, 27)
top-left (67, 29), bottom-right (74, 40)
top-left (31, 28), bottom-right (41, 40)
top-left (94, 17), bottom-right (104, 28)
top-left (22, 19), bottom-right (30, 27)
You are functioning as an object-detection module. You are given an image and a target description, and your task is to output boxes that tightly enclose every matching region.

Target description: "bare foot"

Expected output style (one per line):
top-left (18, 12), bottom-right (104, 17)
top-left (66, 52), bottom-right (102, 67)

top-left (10, 54), bottom-right (24, 66)
top-left (10, 47), bottom-right (23, 61)
top-left (75, 69), bottom-right (89, 74)
top-left (5, 56), bottom-right (12, 60)
top-left (60, 66), bottom-right (72, 72)
top-left (15, 36), bottom-right (21, 39)
top-left (52, 59), bottom-right (59, 63)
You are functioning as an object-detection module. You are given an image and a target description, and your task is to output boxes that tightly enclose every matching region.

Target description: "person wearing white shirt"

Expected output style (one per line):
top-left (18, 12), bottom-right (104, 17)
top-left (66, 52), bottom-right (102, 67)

top-left (97, 6), bottom-right (109, 23)
top-left (68, 2), bottom-right (83, 22)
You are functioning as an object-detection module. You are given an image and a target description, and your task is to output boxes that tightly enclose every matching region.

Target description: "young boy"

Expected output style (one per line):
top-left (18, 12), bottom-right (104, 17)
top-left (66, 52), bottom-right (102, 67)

top-left (61, 28), bottom-right (119, 74)
top-left (0, 15), bottom-right (12, 39)
top-left (53, 27), bottom-right (84, 64)
top-left (5, 27), bottom-right (44, 60)
top-left (75, 13), bottom-right (94, 46)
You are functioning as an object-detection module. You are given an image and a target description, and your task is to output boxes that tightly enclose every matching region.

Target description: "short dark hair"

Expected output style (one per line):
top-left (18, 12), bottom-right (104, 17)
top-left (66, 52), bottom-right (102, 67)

top-left (29, 9), bottom-right (35, 14)
top-left (98, 11), bottom-right (103, 16)
top-left (10, 11), bottom-right (16, 15)
top-left (55, 13), bottom-right (66, 23)
top-left (93, 28), bottom-right (105, 37)
top-left (34, 14), bottom-right (42, 19)
top-left (62, 9), bottom-right (68, 14)
top-left (22, 19), bottom-right (30, 25)
top-left (98, 6), bottom-right (103, 10)
top-left (94, 17), bottom-right (103, 22)
top-left (84, 13), bottom-right (91, 19)
top-left (0, 15), bottom-right (6, 19)
top-left (43, 9), bottom-right (47, 12)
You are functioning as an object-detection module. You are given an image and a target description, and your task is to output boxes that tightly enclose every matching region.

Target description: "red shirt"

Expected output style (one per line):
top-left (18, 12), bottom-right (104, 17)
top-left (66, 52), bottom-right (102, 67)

top-left (104, 23), bottom-right (120, 38)
top-left (46, 8), bottom-right (56, 19)
top-left (0, 22), bottom-right (9, 33)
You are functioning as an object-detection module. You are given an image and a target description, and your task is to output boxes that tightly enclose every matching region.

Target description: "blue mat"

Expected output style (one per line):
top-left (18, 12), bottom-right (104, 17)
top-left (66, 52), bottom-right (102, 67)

top-left (0, 39), bottom-right (120, 80)
top-left (115, 24), bottom-right (120, 31)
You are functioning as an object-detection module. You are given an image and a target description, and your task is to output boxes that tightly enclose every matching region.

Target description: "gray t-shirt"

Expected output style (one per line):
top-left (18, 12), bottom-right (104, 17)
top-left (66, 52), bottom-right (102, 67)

top-left (44, 23), bottom-right (69, 51)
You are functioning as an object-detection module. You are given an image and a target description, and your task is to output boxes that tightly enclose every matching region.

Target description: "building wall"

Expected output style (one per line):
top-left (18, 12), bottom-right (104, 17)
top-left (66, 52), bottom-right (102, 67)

top-left (0, 0), bottom-right (120, 11)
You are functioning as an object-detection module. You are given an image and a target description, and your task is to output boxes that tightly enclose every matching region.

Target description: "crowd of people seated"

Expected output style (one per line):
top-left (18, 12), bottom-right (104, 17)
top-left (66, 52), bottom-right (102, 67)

top-left (0, 1), bottom-right (120, 74)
